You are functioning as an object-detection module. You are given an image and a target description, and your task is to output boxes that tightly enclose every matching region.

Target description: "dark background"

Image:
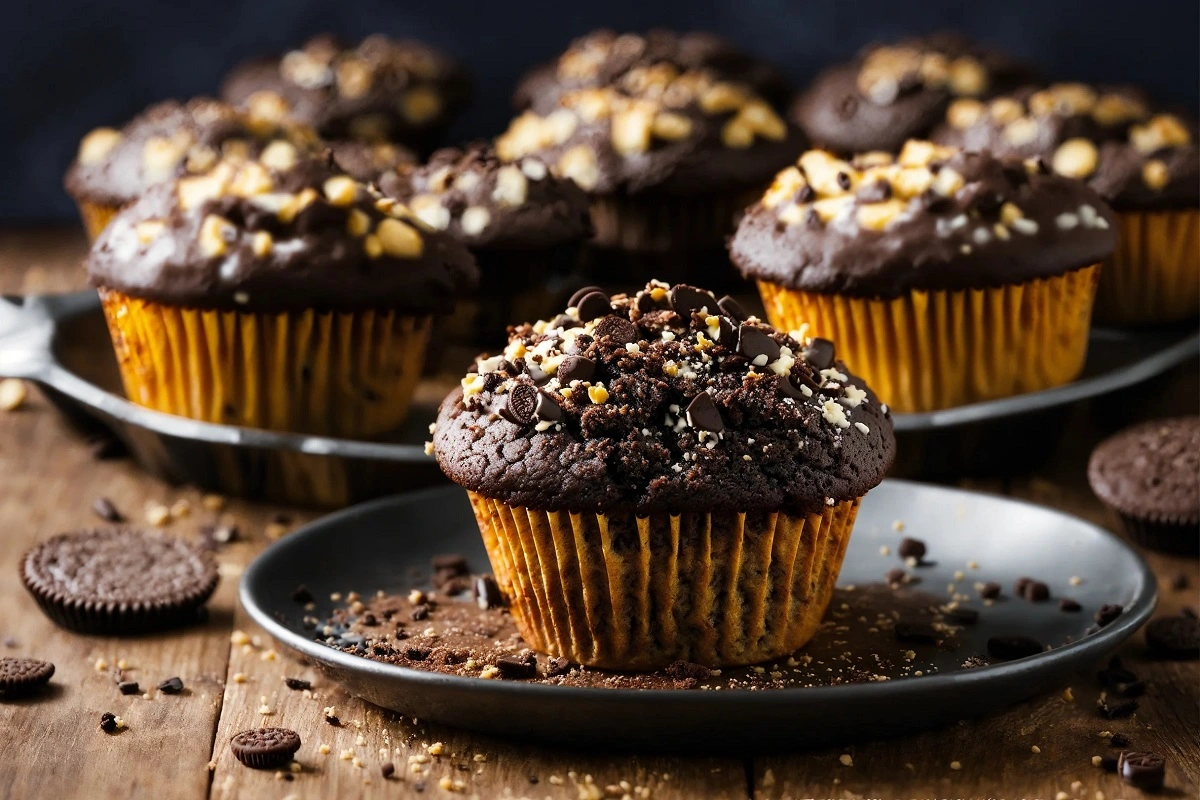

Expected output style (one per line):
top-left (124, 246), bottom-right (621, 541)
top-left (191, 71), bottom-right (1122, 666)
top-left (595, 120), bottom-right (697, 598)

top-left (5, 0), bottom-right (1197, 223)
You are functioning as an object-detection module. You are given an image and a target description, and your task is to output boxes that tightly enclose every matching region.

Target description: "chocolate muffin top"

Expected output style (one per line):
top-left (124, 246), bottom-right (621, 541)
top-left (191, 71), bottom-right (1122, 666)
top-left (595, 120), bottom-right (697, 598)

top-left (220, 33), bottom-right (470, 148)
top-left (377, 143), bottom-right (592, 250)
top-left (729, 141), bottom-right (1118, 297)
top-left (86, 150), bottom-right (478, 314)
top-left (432, 281), bottom-right (895, 516)
top-left (496, 65), bottom-right (804, 195)
top-left (1088, 417), bottom-right (1200, 525)
top-left (791, 33), bottom-right (1034, 155)
top-left (933, 84), bottom-right (1198, 210)
top-left (63, 97), bottom-right (321, 208)
top-left (514, 29), bottom-right (792, 115)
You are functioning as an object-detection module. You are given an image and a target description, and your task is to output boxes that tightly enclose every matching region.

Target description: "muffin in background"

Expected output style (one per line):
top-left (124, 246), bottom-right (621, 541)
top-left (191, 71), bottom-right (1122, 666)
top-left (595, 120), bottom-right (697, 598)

top-left (792, 33), bottom-right (1033, 156)
top-left (63, 97), bottom-right (321, 240)
top-left (378, 143), bottom-right (592, 350)
top-left (514, 29), bottom-right (792, 115)
top-left (730, 141), bottom-right (1117, 413)
top-left (497, 63), bottom-right (804, 284)
top-left (432, 281), bottom-right (895, 669)
top-left (1088, 417), bottom-right (1199, 555)
top-left (220, 33), bottom-right (470, 155)
top-left (934, 84), bottom-right (1199, 326)
top-left (86, 150), bottom-right (477, 437)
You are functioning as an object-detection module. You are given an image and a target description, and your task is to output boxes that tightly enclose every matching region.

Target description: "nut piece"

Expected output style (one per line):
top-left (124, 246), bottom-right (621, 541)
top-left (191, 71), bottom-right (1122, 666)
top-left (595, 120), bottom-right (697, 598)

top-left (346, 209), bottom-right (372, 237)
top-left (460, 206), bottom-right (491, 236)
top-left (323, 176), bottom-right (359, 207)
top-left (78, 128), bottom-right (122, 166)
top-left (946, 98), bottom-right (986, 129)
top-left (1051, 138), bottom-right (1099, 179)
top-left (1002, 118), bottom-right (1039, 148)
top-left (251, 231), bottom-right (273, 257)
top-left (988, 97), bottom-right (1024, 125)
top-left (611, 105), bottom-right (654, 155)
top-left (259, 140), bottom-right (299, 172)
top-left (400, 87), bottom-right (442, 124)
top-left (699, 82), bottom-right (746, 114)
top-left (857, 199), bottom-right (906, 231)
top-left (376, 218), bottom-right (424, 258)
top-left (142, 135), bottom-right (189, 179)
top-left (948, 57), bottom-right (987, 96)
top-left (0, 378), bottom-right (27, 411)
top-left (492, 165), bottom-right (528, 207)
top-left (1142, 159), bottom-right (1170, 190)
top-left (721, 118), bottom-right (754, 149)
top-left (1130, 114), bottom-right (1192, 154)
top-left (651, 112), bottom-right (693, 141)
top-left (1092, 93), bottom-right (1147, 127)
top-left (199, 215), bottom-right (236, 258)
top-left (336, 59), bottom-right (373, 99)
top-left (557, 146), bottom-right (600, 191)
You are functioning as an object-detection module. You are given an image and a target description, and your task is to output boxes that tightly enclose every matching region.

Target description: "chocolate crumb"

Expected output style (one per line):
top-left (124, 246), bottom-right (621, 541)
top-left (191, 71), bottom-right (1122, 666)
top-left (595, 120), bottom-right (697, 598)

top-left (431, 554), bottom-right (468, 575)
top-left (99, 712), bottom-right (118, 733)
top-left (495, 652), bottom-right (537, 679)
top-left (381, 762), bottom-right (395, 779)
top-left (979, 582), bottom-right (1002, 600)
top-left (944, 607), bottom-right (979, 625)
top-left (884, 567), bottom-right (907, 585)
top-left (1099, 699), bottom-right (1139, 719)
top-left (1015, 577), bottom-right (1050, 602)
top-left (157, 676), bottom-right (184, 694)
top-left (92, 497), bottom-right (122, 522)
top-left (1094, 604), bottom-right (1123, 628)
top-left (1111, 733), bottom-right (1132, 748)
top-left (324, 714), bottom-right (340, 727)
top-left (291, 585), bottom-right (314, 605)
top-left (118, 680), bottom-right (139, 695)
top-left (1058, 598), bottom-right (1082, 612)
top-left (284, 678), bottom-right (311, 691)
top-left (897, 537), bottom-right (926, 562)
top-left (545, 657), bottom-right (571, 677)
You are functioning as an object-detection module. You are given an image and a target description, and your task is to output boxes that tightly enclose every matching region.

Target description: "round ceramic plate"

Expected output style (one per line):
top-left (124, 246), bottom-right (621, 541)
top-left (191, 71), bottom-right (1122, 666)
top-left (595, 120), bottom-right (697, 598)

top-left (240, 480), bottom-right (1157, 751)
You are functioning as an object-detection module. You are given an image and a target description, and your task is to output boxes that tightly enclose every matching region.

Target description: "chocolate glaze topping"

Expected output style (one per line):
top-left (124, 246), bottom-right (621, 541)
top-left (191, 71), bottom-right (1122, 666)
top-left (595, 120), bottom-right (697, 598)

top-left (730, 141), bottom-right (1118, 297)
top-left (378, 142), bottom-right (592, 249)
top-left (433, 281), bottom-right (895, 516)
top-left (64, 97), bottom-right (321, 207)
top-left (220, 33), bottom-right (470, 148)
top-left (86, 150), bottom-right (478, 314)
top-left (791, 33), bottom-right (1034, 155)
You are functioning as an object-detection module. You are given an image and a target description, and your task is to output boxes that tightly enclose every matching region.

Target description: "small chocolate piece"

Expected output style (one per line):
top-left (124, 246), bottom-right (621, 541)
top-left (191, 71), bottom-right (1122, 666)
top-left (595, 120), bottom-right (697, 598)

top-left (474, 575), bottom-right (503, 610)
top-left (291, 585), bottom-right (314, 605)
top-left (1094, 604), bottom-right (1123, 627)
top-left (545, 656), bottom-right (571, 677)
top-left (802, 338), bottom-right (835, 371)
top-left (567, 285), bottom-right (605, 309)
top-left (1110, 733), bottom-right (1132, 748)
top-left (557, 356), bottom-right (596, 384)
top-left (99, 712), bottom-right (119, 733)
top-left (669, 285), bottom-right (719, 317)
top-left (573, 291), bottom-right (614, 321)
top-left (894, 621), bottom-right (940, 644)
top-left (157, 676), bottom-right (184, 694)
top-left (594, 316), bottom-right (638, 345)
top-left (944, 607), bottom-right (979, 625)
top-left (1118, 751), bottom-right (1165, 790)
top-left (664, 660), bottom-right (712, 681)
top-left (1145, 615), bottom-right (1200, 659)
top-left (979, 581), bottom-right (1002, 600)
top-left (685, 393), bottom-right (725, 433)
top-left (381, 762), bottom-right (396, 779)
top-left (1100, 755), bottom-right (1119, 772)
top-left (284, 678), bottom-right (311, 691)
top-left (737, 324), bottom-right (780, 364)
top-left (92, 497), bottom-right (123, 523)
top-left (323, 713), bottom-right (340, 726)
top-left (410, 604), bottom-right (429, 621)
top-left (495, 652), bottom-right (537, 679)
top-left (0, 657), bottom-right (55, 697)
top-left (230, 727), bottom-right (302, 769)
top-left (716, 295), bottom-right (749, 322)
top-left (884, 567), bottom-right (907, 585)
top-left (897, 537), bottom-right (927, 562)
top-left (716, 316), bottom-right (738, 349)
top-left (1017, 579), bottom-right (1050, 603)
top-left (499, 384), bottom-right (538, 426)
top-left (533, 390), bottom-right (564, 424)
top-left (118, 680), bottom-right (140, 695)
top-left (404, 646), bottom-right (431, 661)
top-left (1099, 699), bottom-right (1139, 719)
top-left (1058, 598), bottom-right (1081, 612)
top-left (986, 635), bottom-right (1043, 660)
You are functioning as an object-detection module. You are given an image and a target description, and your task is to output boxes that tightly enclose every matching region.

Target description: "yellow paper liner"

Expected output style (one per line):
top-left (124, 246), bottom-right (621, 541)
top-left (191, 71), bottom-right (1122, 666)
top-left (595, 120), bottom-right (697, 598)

top-left (1094, 209), bottom-right (1199, 326)
top-left (98, 289), bottom-right (430, 438)
top-left (757, 263), bottom-right (1100, 414)
top-left (77, 201), bottom-right (120, 242)
top-left (468, 492), bottom-right (861, 670)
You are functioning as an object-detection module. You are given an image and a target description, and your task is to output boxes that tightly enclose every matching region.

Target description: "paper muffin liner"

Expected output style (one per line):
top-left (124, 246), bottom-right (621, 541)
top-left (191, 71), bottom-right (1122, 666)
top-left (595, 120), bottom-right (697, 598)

top-left (1094, 209), bottom-right (1199, 326)
top-left (757, 263), bottom-right (1100, 414)
top-left (1115, 513), bottom-right (1200, 556)
top-left (468, 492), bottom-right (861, 670)
top-left (98, 289), bottom-right (430, 437)
top-left (77, 200), bottom-right (121, 242)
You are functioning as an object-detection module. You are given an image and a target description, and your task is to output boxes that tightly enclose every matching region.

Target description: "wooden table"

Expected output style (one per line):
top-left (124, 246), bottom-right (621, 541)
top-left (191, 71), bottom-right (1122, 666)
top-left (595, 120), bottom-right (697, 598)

top-left (1, 228), bottom-right (1197, 800)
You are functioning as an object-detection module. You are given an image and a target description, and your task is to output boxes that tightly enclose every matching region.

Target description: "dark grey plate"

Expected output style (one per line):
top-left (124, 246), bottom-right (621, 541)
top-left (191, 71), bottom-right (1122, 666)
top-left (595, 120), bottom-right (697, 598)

top-left (239, 480), bottom-right (1157, 751)
top-left (2, 291), bottom-right (1196, 500)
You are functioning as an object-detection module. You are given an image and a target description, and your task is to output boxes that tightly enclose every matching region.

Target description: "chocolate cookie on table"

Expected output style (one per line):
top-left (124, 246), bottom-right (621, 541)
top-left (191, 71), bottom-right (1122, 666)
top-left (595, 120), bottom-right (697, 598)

top-left (1088, 417), bottom-right (1199, 555)
top-left (221, 33), bottom-right (470, 154)
top-left (791, 33), bottom-right (1034, 155)
top-left (934, 83), bottom-right (1198, 325)
top-left (63, 97), bottom-right (321, 240)
top-left (432, 280), bottom-right (895, 670)
top-left (729, 141), bottom-right (1117, 412)
top-left (378, 142), bottom-right (592, 348)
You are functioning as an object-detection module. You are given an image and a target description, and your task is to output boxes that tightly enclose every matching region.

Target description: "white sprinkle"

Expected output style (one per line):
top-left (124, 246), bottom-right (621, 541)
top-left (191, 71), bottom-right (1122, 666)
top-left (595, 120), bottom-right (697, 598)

top-left (1011, 217), bottom-right (1039, 235)
top-left (1055, 212), bottom-right (1079, 230)
top-left (661, 330), bottom-right (676, 342)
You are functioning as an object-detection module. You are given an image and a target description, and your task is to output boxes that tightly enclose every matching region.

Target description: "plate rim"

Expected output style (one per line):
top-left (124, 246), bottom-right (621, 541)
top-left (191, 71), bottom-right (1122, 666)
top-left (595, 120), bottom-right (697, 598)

top-left (239, 479), bottom-right (1159, 708)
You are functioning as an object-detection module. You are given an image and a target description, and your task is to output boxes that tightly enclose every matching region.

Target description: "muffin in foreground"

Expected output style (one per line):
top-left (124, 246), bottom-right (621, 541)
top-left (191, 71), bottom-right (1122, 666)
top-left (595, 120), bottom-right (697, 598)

top-left (220, 33), bottom-right (470, 154)
top-left (86, 150), bottom-right (477, 437)
top-left (378, 142), bottom-right (592, 348)
top-left (791, 33), bottom-right (1033, 155)
top-left (63, 97), bottom-right (321, 240)
top-left (1088, 417), bottom-right (1199, 555)
top-left (730, 141), bottom-right (1117, 413)
top-left (432, 281), bottom-right (895, 669)
top-left (934, 84), bottom-right (1199, 325)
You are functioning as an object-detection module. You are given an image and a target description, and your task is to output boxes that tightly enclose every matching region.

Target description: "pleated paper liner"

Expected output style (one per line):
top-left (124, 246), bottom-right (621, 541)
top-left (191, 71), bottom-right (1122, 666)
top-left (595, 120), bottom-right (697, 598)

top-left (1115, 513), bottom-right (1200, 556)
top-left (1094, 209), bottom-right (1199, 326)
top-left (757, 263), bottom-right (1100, 414)
top-left (98, 289), bottom-right (431, 438)
top-left (77, 201), bottom-right (121, 242)
top-left (468, 492), bottom-right (861, 670)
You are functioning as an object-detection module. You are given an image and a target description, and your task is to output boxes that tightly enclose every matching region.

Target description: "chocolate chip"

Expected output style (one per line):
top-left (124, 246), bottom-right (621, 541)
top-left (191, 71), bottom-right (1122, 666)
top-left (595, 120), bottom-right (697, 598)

top-left (1015, 577), bottom-right (1049, 602)
top-left (979, 582), bottom-right (1002, 599)
top-left (716, 295), bottom-right (748, 321)
top-left (1059, 598), bottom-right (1082, 612)
top-left (1145, 615), bottom-right (1199, 659)
top-left (157, 676), bottom-right (184, 694)
top-left (118, 680), bottom-right (140, 695)
top-left (685, 393), bottom-right (724, 433)
top-left (987, 635), bottom-right (1043, 660)
top-left (545, 657), bottom-right (571, 677)
top-left (284, 678), bottom-right (311, 691)
top-left (1118, 751), bottom-right (1165, 790)
top-left (835, 171), bottom-right (852, 190)
top-left (411, 604), bottom-right (429, 621)
top-left (533, 391), bottom-right (563, 424)
top-left (1095, 604), bottom-right (1123, 627)
top-left (499, 384), bottom-right (538, 426)
top-left (323, 714), bottom-right (340, 726)
top-left (669, 285), bottom-right (719, 317)
top-left (897, 537), bottom-right (926, 562)
top-left (567, 285), bottom-right (605, 309)
top-left (556, 356), bottom-right (595, 384)
top-left (894, 621), bottom-right (940, 644)
top-left (1099, 699), bottom-right (1139, 719)
top-left (777, 375), bottom-right (807, 400)
top-left (99, 712), bottom-right (118, 733)
top-left (475, 575), bottom-right (503, 610)
top-left (495, 652), bottom-right (537, 679)
top-left (574, 291), bottom-right (613, 321)
top-left (717, 316), bottom-right (738, 348)
top-left (594, 316), bottom-right (638, 345)
top-left (737, 324), bottom-right (779, 364)
top-left (885, 567), bottom-right (907, 585)
top-left (381, 762), bottom-right (395, 779)
top-left (1110, 733), bottom-right (1132, 748)
top-left (526, 362), bottom-right (550, 385)
top-left (856, 180), bottom-right (892, 203)
top-left (291, 585), bottom-right (314, 605)
top-left (547, 313), bottom-right (574, 330)
top-left (944, 607), bottom-right (979, 625)
top-left (92, 497), bottom-right (122, 522)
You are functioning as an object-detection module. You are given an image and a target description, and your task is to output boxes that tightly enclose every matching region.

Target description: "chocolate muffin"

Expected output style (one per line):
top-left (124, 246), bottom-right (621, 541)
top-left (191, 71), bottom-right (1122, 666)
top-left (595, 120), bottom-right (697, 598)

top-left (63, 97), bottom-right (320, 240)
top-left (514, 29), bottom-right (792, 115)
top-left (792, 33), bottom-right (1033, 155)
top-left (432, 281), bottom-right (895, 669)
top-left (220, 33), bottom-right (470, 154)
top-left (934, 84), bottom-right (1199, 325)
top-left (1088, 417), bottom-right (1200, 555)
top-left (730, 141), bottom-right (1117, 412)
top-left (378, 143), bottom-right (592, 348)
top-left (497, 63), bottom-right (803, 285)
top-left (86, 150), bottom-right (477, 437)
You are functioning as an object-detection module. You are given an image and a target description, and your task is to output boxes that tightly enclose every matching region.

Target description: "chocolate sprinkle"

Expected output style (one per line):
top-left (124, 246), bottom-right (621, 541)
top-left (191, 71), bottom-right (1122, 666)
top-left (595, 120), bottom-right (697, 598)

top-left (284, 678), bottom-right (311, 691)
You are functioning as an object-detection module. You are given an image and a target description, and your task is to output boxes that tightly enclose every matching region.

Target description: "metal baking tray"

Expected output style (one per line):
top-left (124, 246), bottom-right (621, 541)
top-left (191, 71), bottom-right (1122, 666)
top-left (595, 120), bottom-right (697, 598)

top-left (0, 291), bottom-right (1196, 506)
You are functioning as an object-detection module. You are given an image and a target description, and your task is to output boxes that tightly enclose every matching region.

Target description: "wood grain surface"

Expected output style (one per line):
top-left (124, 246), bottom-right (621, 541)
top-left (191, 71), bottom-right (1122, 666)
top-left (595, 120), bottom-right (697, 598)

top-left (0, 228), bottom-right (1196, 799)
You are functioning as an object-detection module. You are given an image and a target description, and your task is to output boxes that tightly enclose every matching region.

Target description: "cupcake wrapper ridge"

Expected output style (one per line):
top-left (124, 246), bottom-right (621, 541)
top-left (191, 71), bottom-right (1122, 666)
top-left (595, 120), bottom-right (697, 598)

top-left (1094, 209), bottom-right (1199, 326)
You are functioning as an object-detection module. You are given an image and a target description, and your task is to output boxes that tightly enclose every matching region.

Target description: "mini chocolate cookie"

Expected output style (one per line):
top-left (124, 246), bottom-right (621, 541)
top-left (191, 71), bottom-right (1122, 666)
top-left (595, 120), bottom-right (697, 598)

top-left (0, 657), bottom-right (55, 697)
top-left (21, 529), bottom-right (219, 635)
top-left (230, 727), bottom-right (302, 769)
top-left (1088, 417), bottom-right (1200, 555)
